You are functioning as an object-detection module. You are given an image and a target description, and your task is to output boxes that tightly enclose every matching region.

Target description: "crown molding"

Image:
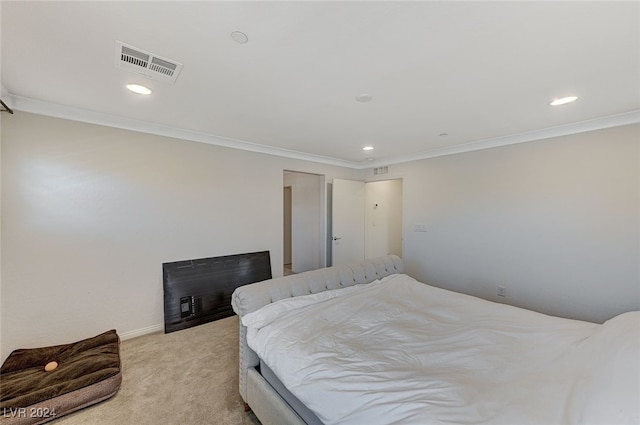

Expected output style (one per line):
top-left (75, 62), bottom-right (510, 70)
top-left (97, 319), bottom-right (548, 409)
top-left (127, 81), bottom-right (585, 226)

top-left (8, 95), bottom-right (359, 169)
top-left (1, 84), bottom-right (14, 110)
top-left (7, 94), bottom-right (639, 170)
top-left (360, 109), bottom-right (640, 169)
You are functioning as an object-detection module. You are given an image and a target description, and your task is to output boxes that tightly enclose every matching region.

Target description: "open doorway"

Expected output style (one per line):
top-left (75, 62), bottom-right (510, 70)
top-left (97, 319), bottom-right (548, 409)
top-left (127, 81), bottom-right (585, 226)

top-left (283, 171), bottom-right (326, 275)
top-left (330, 178), bottom-right (403, 266)
top-left (365, 179), bottom-right (403, 258)
top-left (283, 186), bottom-right (293, 275)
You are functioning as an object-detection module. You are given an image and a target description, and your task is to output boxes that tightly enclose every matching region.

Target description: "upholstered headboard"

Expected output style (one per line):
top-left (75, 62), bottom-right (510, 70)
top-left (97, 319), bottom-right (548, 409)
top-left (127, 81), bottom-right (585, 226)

top-left (231, 255), bottom-right (403, 401)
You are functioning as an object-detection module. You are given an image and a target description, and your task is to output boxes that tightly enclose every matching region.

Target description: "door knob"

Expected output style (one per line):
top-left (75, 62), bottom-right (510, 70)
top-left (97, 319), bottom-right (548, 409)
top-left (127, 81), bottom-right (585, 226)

top-left (332, 237), bottom-right (342, 241)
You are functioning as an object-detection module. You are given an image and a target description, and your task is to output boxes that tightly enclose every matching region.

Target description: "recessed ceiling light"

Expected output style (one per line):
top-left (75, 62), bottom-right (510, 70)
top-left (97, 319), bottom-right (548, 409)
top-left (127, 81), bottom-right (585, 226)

top-left (362, 146), bottom-right (374, 151)
top-left (231, 31), bottom-right (249, 44)
top-left (126, 84), bottom-right (152, 95)
top-left (355, 94), bottom-right (373, 103)
top-left (550, 96), bottom-right (577, 106)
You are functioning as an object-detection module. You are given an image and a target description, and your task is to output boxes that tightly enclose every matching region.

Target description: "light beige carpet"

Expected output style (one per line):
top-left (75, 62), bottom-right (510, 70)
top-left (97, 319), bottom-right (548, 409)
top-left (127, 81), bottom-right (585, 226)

top-left (54, 315), bottom-right (260, 425)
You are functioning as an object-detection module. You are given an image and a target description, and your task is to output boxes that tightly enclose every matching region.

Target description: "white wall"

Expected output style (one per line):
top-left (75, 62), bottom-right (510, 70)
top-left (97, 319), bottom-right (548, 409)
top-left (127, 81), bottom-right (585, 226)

top-left (372, 124), bottom-right (639, 323)
top-left (0, 112), bottom-right (359, 361)
top-left (2, 112), bottom-right (638, 362)
top-left (365, 179), bottom-right (403, 258)
top-left (283, 171), bottom-right (324, 273)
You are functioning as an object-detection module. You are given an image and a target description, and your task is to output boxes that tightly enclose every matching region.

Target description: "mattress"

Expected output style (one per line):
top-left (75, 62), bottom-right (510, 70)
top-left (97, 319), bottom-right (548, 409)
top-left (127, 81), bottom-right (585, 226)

top-left (243, 274), bottom-right (640, 425)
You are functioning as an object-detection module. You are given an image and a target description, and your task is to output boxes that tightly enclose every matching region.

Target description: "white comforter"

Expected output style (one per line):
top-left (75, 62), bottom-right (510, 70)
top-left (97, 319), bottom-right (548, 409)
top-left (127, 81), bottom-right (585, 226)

top-left (242, 274), bottom-right (640, 425)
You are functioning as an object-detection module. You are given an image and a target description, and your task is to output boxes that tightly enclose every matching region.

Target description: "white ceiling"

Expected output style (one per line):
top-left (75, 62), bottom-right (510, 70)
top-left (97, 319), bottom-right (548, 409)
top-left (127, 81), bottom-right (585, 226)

top-left (2, 1), bottom-right (639, 168)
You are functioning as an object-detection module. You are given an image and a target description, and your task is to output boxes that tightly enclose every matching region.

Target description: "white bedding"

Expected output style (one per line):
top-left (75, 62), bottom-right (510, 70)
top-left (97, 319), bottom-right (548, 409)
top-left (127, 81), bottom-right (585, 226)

top-left (243, 274), bottom-right (640, 425)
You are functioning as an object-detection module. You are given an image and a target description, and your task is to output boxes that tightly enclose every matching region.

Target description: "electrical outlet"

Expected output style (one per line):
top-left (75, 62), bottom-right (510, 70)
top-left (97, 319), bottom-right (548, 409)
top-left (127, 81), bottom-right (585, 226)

top-left (497, 286), bottom-right (507, 297)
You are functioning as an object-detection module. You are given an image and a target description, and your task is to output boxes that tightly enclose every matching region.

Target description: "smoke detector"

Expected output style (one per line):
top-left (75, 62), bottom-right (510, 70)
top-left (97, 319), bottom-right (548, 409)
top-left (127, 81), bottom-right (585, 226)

top-left (115, 41), bottom-right (183, 84)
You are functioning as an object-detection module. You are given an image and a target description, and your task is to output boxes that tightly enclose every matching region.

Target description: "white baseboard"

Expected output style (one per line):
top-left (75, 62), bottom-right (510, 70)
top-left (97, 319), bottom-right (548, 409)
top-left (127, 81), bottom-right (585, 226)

top-left (119, 324), bottom-right (164, 341)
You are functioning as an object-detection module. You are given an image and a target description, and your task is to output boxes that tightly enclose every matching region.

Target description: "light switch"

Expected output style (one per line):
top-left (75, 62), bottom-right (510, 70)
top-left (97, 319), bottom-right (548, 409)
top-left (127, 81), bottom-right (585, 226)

top-left (413, 224), bottom-right (428, 232)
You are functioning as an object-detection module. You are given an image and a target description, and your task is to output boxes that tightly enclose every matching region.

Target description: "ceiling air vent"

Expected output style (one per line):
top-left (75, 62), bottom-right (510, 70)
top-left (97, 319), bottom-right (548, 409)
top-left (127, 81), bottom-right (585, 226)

top-left (373, 166), bottom-right (388, 176)
top-left (115, 41), bottom-right (183, 84)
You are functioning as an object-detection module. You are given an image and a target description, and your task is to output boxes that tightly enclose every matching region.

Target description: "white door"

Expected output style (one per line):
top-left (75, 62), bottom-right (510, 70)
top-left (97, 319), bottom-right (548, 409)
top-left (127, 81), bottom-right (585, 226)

top-left (332, 178), bottom-right (365, 266)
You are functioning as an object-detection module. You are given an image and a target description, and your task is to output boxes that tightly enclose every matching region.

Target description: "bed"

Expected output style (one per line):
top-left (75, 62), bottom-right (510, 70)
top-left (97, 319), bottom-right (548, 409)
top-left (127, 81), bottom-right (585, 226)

top-left (231, 255), bottom-right (640, 425)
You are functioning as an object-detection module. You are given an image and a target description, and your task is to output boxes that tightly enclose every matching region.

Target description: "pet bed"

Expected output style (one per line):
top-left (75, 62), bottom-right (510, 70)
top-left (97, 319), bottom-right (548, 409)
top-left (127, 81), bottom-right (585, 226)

top-left (1, 330), bottom-right (122, 425)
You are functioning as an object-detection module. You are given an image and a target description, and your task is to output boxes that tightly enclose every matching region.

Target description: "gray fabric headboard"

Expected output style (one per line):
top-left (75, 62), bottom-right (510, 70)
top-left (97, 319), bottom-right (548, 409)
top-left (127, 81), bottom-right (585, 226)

top-left (231, 255), bottom-right (404, 401)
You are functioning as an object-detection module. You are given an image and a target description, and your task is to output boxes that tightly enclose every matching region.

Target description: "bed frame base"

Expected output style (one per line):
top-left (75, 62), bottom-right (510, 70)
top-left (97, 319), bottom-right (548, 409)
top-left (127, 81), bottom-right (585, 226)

top-left (246, 368), bottom-right (305, 425)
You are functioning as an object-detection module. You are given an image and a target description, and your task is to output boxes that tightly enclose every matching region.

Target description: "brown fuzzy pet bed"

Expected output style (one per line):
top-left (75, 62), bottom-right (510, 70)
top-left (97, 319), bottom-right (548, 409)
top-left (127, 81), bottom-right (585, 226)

top-left (1, 330), bottom-right (122, 425)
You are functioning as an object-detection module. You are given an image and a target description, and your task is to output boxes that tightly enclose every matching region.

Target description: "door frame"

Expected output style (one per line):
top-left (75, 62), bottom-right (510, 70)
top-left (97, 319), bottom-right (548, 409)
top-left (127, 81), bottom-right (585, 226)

top-left (283, 170), bottom-right (327, 274)
top-left (364, 178), bottom-right (403, 259)
top-left (283, 185), bottom-right (292, 266)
